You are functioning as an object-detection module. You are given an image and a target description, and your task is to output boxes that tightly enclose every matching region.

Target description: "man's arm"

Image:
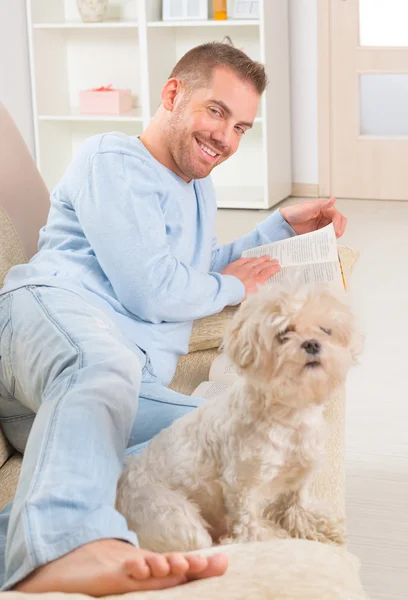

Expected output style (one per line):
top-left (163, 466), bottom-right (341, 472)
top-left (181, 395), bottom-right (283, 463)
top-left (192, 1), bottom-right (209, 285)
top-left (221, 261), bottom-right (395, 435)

top-left (210, 211), bottom-right (296, 273)
top-left (73, 149), bottom-right (245, 323)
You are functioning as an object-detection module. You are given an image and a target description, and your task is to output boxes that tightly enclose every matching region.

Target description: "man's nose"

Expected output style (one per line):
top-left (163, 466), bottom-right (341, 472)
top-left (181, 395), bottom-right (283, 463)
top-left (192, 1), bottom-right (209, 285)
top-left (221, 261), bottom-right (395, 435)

top-left (301, 339), bottom-right (321, 355)
top-left (210, 125), bottom-right (233, 151)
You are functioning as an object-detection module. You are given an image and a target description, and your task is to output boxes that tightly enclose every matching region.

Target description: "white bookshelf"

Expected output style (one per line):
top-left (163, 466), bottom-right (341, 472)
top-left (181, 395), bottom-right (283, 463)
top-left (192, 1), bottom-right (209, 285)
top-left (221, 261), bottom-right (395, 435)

top-left (27, 0), bottom-right (291, 209)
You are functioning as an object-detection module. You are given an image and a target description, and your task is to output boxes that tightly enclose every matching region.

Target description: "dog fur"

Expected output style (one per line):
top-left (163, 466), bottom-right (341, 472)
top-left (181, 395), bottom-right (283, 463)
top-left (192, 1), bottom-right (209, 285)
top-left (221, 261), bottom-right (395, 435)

top-left (116, 282), bottom-right (362, 552)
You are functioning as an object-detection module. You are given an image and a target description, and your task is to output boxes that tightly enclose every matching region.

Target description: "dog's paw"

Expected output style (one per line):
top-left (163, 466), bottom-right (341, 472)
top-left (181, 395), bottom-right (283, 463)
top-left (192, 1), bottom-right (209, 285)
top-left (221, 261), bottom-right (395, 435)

top-left (314, 514), bottom-right (346, 545)
top-left (267, 502), bottom-right (346, 546)
top-left (219, 522), bottom-right (265, 545)
top-left (260, 519), bottom-right (290, 540)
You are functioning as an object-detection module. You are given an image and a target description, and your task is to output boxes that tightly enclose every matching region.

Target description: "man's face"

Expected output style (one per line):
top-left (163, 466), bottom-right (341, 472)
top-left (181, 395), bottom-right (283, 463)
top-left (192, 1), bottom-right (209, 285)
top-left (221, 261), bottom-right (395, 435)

top-left (166, 68), bottom-right (260, 181)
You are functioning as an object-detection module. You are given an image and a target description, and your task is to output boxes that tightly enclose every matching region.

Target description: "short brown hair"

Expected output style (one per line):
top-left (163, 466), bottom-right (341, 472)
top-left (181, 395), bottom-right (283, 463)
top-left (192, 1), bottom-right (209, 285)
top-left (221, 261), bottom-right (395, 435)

top-left (169, 41), bottom-right (268, 96)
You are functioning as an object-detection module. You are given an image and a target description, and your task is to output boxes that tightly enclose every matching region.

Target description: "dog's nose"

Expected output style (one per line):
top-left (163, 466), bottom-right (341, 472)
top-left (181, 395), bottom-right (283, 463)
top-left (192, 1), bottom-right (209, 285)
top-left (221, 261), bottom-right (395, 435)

top-left (301, 339), bottom-right (321, 355)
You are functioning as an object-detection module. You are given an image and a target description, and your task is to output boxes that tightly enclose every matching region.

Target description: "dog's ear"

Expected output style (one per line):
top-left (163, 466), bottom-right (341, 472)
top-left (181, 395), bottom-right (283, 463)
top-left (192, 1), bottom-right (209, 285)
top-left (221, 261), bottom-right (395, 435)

top-left (347, 323), bottom-right (364, 363)
top-left (223, 300), bottom-right (262, 371)
top-left (331, 296), bottom-right (364, 363)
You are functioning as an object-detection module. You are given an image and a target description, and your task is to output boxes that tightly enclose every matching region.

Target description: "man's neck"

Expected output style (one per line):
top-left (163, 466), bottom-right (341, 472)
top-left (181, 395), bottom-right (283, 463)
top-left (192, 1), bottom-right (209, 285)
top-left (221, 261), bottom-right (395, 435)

top-left (139, 122), bottom-right (191, 183)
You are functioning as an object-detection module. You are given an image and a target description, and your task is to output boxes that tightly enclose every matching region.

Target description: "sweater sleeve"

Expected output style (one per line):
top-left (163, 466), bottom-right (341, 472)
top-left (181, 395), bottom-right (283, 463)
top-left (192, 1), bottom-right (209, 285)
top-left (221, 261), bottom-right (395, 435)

top-left (210, 210), bottom-right (296, 273)
top-left (73, 150), bottom-right (245, 323)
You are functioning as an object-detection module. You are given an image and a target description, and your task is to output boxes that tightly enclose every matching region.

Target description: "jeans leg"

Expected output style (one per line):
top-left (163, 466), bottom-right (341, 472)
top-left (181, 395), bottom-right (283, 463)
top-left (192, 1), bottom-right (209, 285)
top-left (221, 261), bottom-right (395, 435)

top-left (0, 287), bottom-right (143, 591)
top-left (127, 381), bottom-right (207, 449)
top-left (0, 502), bottom-right (11, 589)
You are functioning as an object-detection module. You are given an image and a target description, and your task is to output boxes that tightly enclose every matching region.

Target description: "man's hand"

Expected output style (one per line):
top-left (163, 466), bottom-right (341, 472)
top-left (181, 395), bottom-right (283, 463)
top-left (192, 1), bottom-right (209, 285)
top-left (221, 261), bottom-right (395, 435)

top-left (280, 197), bottom-right (347, 238)
top-left (221, 256), bottom-right (280, 299)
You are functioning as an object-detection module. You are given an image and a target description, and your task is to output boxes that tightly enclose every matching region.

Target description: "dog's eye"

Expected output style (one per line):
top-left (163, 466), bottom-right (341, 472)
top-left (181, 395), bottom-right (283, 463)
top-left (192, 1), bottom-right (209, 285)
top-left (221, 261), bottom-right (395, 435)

top-left (320, 327), bottom-right (332, 335)
top-left (276, 325), bottom-right (295, 344)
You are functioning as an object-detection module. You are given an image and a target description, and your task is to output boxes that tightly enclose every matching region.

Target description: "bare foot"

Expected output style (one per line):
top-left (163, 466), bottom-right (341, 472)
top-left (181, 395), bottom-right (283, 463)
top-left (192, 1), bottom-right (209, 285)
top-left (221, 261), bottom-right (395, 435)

top-left (13, 539), bottom-right (228, 596)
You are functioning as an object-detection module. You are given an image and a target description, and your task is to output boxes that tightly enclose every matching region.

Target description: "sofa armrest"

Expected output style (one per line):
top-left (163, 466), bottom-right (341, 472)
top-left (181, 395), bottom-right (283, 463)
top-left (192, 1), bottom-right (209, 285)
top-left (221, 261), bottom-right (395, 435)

top-left (0, 205), bottom-right (27, 286)
top-left (0, 427), bottom-right (12, 470)
top-left (188, 306), bottom-right (237, 353)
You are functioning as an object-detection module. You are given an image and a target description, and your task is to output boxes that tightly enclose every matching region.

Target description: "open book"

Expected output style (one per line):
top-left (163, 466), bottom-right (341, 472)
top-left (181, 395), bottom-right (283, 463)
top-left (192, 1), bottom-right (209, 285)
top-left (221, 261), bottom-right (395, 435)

top-left (241, 223), bottom-right (346, 291)
top-left (192, 354), bottom-right (238, 399)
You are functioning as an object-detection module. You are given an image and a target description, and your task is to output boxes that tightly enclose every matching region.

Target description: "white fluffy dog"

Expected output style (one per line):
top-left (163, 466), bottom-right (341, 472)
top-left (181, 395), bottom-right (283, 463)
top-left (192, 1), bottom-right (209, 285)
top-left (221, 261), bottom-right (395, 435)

top-left (116, 282), bottom-right (362, 553)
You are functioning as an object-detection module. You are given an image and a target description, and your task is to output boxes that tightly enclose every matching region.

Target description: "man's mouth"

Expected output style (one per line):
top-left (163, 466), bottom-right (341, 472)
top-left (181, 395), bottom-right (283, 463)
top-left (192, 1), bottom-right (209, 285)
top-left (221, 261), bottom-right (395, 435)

top-left (195, 137), bottom-right (220, 163)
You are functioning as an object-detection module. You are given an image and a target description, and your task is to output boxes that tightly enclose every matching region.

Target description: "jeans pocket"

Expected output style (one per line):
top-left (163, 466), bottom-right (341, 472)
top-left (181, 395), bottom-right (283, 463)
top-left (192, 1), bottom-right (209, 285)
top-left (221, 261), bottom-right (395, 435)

top-left (133, 344), bottom-right (157, 383)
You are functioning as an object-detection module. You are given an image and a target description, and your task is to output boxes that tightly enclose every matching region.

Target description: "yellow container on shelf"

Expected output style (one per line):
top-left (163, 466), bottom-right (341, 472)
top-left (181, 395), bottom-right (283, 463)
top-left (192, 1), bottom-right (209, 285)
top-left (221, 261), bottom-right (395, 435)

top-left (213, 0), bottom-right (227, 20)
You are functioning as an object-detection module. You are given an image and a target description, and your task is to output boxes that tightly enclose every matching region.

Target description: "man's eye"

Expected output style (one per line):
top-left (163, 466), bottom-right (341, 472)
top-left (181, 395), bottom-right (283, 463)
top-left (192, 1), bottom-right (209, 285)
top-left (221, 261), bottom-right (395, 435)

top-left (235, 126), bottom-right (245, 135)
top-left (209, 108), bottom-right (221, 117)
top-left (320, 327), bottom-right (332, 335)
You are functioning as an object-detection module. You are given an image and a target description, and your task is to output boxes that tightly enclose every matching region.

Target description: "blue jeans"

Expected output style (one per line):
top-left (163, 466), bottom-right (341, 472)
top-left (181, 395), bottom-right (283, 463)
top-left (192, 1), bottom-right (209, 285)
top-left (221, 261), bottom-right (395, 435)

top-left (0, 286), bottom-right (205, 590)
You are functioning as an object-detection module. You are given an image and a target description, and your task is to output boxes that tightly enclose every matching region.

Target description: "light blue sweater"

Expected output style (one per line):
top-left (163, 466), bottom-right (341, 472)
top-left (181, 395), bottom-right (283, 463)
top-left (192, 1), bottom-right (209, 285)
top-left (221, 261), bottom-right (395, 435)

top-left (1, 133), bottom-right (295, 384)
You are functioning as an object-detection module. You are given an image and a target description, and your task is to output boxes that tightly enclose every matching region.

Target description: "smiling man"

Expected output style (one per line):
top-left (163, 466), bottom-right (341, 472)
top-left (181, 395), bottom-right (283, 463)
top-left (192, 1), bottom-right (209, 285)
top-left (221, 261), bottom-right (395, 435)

top-left (0, 42), bottom-right (346, 596)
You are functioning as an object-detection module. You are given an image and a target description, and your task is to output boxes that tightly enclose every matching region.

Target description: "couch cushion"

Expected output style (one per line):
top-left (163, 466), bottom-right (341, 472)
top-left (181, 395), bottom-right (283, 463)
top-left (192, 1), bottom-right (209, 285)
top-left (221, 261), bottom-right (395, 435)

top-left (2, 538), bottom-right (368, 599)
top-left (0, 206), bottom-right (26, 288)
top-left (0, 453), bottom-right (21, 511)
top-left (0, 103), bottom-right (50, 261)
top-left (0, 207), bottom-right (25, 468)
top-left (0, 428), bottom-right (12, 472)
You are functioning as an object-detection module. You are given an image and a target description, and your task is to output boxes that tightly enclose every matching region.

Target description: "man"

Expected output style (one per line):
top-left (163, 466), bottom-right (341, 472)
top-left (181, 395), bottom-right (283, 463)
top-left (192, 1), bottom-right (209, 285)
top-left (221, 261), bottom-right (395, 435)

top-left (0, 42), bottom-right (346, 595)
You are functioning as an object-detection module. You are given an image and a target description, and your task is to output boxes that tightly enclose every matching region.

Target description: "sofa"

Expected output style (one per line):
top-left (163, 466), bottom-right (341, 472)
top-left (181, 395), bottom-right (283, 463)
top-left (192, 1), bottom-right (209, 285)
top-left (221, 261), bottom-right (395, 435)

top-left (0, 104), bottom-right (369, 599)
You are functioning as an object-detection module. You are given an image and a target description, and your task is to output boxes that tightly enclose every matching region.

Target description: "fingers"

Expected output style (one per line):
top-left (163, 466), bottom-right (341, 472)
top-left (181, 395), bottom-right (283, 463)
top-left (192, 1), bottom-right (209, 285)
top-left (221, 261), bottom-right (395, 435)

top-left (320, 198), bottom-right (347, 238)
top-left (322, 196), bottom-right (336, 207)
top-left (251, 258), bottom-right (279, 273)
top-left (325, 210), bottom-right (346, 237)
top-left (233, 256), bottom-right (272, 266)
top-left (256, 262), bottom-right (281, 282)
top-left (338, 214), bottom-right (347, 237)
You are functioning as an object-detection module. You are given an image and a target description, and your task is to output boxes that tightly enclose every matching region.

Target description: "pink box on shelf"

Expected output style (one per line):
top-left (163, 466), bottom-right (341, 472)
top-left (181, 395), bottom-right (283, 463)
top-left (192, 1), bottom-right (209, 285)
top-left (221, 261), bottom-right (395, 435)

top-left (79, 85), bottom-right (133, 114)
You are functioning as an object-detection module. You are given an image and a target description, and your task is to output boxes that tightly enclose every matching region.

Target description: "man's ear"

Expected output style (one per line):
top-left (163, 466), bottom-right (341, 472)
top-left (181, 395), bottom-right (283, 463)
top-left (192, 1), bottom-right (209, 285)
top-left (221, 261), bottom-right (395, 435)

top-left (161, 78), bottom-right (182, 111)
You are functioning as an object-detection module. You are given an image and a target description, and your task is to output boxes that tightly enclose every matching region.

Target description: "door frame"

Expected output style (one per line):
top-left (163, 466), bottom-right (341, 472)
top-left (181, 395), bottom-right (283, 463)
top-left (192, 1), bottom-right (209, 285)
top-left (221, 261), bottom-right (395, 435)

top-left (317, 0), bottom-right (332, 198)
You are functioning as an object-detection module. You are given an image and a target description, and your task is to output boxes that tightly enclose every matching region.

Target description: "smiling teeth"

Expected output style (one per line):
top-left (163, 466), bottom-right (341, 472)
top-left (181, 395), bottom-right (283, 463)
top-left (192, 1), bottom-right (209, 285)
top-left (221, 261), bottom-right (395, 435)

top-left (199, 142), bottom-right (217, 157)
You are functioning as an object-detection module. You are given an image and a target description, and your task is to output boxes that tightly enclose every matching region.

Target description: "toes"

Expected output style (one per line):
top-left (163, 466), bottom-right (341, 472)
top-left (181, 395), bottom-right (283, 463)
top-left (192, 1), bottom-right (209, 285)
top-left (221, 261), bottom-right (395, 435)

top-left (187, 553), bottom-right (228, 580)
top-left (164, 553), bottom-right (190, 575)
top-left (135, 574), bottom-right (188, 591)
top-left (124, 557), bottom-right (151, 580)
top-left (144, 554), bottom-right (172, 578)
top-left (185, 554), bottom-right (208, 574)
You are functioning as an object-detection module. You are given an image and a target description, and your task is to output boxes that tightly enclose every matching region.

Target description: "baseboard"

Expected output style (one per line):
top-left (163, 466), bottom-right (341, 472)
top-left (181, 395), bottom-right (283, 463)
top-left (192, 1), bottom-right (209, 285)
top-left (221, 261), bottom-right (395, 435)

top-left (291, 183), bottom-right (320, 198)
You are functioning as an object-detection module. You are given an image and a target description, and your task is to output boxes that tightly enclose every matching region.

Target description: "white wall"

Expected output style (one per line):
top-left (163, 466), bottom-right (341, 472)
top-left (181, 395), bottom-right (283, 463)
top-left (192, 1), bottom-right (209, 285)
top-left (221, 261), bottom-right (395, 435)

top-left (0, 0), bottom-right (319, 185)
top-left (0, 0), bottom-right (34, 156)
top-left (289, 0), bottom-right (318, 185)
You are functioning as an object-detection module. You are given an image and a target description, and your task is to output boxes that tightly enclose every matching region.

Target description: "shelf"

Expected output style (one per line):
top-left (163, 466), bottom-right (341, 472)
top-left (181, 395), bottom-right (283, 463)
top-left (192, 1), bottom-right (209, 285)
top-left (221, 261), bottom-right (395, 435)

top-left (148, 20), bottom-right (260, 28)
top-left (33, 21), bottom-right (139, 29)
top-left (38, 108), bottom-right (142, 122)
top-left (215, 186), bottom-right (265, 209)
top-left (29, 1), bottom-right (291, 209)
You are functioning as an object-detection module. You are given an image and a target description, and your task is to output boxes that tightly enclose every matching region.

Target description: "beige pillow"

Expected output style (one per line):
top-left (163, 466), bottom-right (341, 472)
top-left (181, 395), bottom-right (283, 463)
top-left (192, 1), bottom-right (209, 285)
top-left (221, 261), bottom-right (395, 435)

top-left (2, 538), bottom-right (368, 600)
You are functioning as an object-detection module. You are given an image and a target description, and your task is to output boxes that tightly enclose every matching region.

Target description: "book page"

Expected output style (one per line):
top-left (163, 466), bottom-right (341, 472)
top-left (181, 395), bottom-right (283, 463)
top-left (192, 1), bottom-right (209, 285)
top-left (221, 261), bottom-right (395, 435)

top-left (241, 223), bottom-right (344, 288)
top-left (192, 381), bottom-right (232, 400)
top-left (265, 261), bottom-right (343, 288)
top-left (208, 354), bottom-right (238, 383)
top-left (242, 223), bottom-right (338, 266)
